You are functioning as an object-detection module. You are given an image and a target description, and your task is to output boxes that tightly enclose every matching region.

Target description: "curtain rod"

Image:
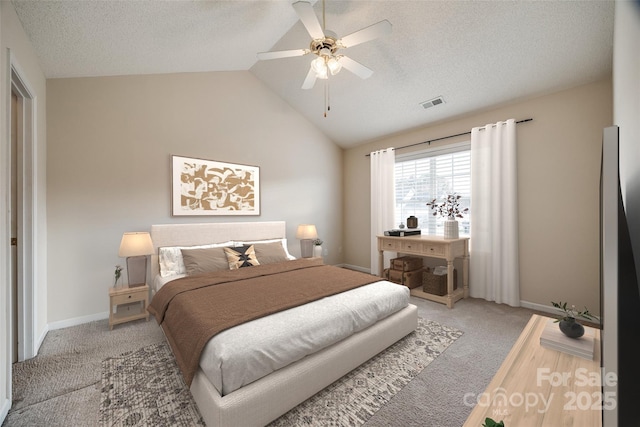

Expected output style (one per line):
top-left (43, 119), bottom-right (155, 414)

top-left (365, 118), bottom-right (533, 157)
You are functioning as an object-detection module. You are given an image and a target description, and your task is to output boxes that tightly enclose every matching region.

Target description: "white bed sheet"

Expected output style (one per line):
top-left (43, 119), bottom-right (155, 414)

top-left (152, 272), bottom-right (186, 293)
top-left (196, 280), bottom-right (410, 396)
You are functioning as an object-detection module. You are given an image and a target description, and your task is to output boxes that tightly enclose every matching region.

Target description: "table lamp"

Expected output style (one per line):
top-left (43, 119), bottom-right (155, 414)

top-left (118, 232), bottom-right (154, 287)
top-left (296, 224), bottom-right (318, 258)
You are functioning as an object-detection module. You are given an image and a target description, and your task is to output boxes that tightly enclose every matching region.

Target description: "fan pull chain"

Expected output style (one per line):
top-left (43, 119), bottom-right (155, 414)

top-left (324, 79), bottom-right (331, 118)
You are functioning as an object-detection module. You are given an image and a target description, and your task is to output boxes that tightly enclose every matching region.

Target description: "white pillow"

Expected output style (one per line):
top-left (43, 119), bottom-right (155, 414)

top-left (158, 241), bottom-right (234, 277)
top-left (233, 238), bottom-right (296, 260)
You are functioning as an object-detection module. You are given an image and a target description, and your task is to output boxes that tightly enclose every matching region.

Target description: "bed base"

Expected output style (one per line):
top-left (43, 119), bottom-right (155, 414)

top-left (190, 303), bottom-right (418, 427)
top-left (150, 221), bottom-right (418, 426)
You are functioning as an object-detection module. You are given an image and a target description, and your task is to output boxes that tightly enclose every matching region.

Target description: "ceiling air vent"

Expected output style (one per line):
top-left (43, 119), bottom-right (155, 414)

top-left (420, 96), bottom-right (445, 110)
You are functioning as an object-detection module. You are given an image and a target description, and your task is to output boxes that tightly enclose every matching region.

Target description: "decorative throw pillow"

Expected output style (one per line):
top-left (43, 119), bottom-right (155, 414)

top-left (224, 245), bottom-right (260, 270)
top-left (234, 238), bottom-right (296, 260)
top-left (252, 241), bottom-right (289, 265)
top-left (181, 247), bottom-right (230, 276)
top-left (158, 241), bottom-right (233, 277)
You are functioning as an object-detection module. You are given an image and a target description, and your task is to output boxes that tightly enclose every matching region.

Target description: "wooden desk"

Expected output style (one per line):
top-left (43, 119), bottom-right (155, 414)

top-left (463, 314), bottom-right (602, 427)
top-left (377, 234), bottom-right (469, 308)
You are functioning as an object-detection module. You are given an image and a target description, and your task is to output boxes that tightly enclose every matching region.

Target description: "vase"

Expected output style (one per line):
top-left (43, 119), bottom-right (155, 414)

top-left (444, 219), bottom-right (459, 239)
top-left (407, 215), bottom-right (418, 229)
top-left (559, 318), bottom-right (585, 338)
top-left (313, 245), bottom-right (323, 258)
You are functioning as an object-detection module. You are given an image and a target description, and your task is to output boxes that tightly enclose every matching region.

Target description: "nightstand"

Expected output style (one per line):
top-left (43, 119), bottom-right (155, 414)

top-left (109, 284), bottom-right (150, 330)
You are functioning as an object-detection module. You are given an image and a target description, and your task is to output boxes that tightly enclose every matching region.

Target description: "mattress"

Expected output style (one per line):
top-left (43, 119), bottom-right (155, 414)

top-left (195, 279), bottom-right (409, 396)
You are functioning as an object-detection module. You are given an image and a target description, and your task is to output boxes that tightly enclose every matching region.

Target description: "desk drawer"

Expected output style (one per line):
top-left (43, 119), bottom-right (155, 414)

top-left (424, 244), bottom-right (445, 256)
top-left (381, 239), bottom-right (402, 250)
top-left (400, 240), bottom-right (422, 252)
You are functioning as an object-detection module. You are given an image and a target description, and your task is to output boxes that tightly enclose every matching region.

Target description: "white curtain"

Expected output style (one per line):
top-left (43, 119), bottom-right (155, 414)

top-left (470, 119), bottom-right (520, 306)
top-left (370, 148), bottom-right (395, 275)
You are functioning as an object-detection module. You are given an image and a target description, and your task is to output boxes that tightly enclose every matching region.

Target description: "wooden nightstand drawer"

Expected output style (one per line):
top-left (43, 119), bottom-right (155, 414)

top-left (111, 289), bottom-right (146, 306)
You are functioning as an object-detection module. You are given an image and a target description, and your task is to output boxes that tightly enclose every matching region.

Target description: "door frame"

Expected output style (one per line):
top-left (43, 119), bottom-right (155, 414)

top-left (8, 51), bottom-right (37, 362)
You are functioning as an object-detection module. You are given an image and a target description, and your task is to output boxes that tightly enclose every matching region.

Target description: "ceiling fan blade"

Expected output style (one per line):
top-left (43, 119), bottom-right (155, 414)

top-left (256, 49), bottom-right (308, 61)
top-left (339, 56), bottom-right (374, 79)
top-left (292, 1), bottom-right (325, 40)
top-left (301, 66), bottom-right (318, 90)
top-left (338, 20), bottom-right (392, 48)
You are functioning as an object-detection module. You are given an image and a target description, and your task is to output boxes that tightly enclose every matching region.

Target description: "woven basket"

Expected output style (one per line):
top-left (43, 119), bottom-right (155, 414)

top-left (423, 268), bottom-right (457, 296)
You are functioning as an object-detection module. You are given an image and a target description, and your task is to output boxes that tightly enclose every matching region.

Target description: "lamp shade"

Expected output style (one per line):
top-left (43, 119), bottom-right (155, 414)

top-left (296, 224), bottom-right (318, 240)
top-left (118, 232), bottom-right (154, 257)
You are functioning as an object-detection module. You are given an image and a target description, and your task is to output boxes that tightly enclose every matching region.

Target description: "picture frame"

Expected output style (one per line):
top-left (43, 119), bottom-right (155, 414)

top-left (171, 155), bottom-right (260, 216)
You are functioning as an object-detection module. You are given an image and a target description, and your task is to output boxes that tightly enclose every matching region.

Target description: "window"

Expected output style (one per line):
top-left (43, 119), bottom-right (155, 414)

top-left (394, 143), bottom-right (471, 236)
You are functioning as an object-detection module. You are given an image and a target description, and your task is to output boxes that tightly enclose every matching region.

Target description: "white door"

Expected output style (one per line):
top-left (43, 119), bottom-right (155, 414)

top-left (10, 91), bottom-right (18, 363)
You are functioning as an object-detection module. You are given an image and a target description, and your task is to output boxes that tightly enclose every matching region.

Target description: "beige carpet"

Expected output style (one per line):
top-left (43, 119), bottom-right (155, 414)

top-left (98, 318), bottom-right (462, 426)
top-left (4, 297), bottom-right (536, 427)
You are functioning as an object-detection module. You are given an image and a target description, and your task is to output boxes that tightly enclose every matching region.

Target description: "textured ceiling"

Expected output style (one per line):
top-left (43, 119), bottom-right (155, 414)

top-left (12, 0), bottom-right (614, 148)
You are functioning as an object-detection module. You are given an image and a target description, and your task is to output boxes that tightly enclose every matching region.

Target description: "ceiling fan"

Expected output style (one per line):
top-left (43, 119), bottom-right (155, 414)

top-left (257, 0), bottom-right (392, 90)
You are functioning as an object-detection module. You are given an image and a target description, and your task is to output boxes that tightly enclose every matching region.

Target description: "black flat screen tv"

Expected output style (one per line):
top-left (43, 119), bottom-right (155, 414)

top-left (600, 126), bottom-right (640, 426)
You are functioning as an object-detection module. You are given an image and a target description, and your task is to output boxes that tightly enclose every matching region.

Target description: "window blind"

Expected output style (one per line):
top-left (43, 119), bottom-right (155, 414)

top-left (394, 146), bottom-right (471, 236)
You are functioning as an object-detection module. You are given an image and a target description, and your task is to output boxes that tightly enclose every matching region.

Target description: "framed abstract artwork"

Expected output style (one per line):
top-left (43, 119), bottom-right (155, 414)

top-left (171, 155), bottom-right (260, 216)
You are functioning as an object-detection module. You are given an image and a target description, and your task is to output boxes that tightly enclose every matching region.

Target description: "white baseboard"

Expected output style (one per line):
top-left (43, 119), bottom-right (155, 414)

top-left (520, 300), bottom-right (557, 315)
top-left (48, 311), bottom-right (109, 331)
top-left (35, 324), bottom-right (49, 354)
top-left (337, 263), bottom-right (371, 274)
top-left (1, 397), bottom-right (10, 424)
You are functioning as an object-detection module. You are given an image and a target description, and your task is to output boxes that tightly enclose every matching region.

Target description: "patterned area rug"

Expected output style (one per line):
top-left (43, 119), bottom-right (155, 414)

top-left (99, 317), bottom-right (462, 426)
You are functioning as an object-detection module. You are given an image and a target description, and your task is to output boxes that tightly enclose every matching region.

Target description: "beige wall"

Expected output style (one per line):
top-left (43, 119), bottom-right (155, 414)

top-left (344, 79), bottom-right (612, 314)
top-left (47, 71), bottom-right (343, 324)
top-left (1, 0), bottom-right (48, 418)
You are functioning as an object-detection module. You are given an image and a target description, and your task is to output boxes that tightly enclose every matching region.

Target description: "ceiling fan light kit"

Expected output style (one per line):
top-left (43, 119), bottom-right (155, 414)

top-left (256, 0), bottom-right (391, 115)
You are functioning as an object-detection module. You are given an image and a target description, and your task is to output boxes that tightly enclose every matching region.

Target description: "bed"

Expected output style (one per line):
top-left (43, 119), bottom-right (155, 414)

top-left (149, 221), bottom-right (418, 427)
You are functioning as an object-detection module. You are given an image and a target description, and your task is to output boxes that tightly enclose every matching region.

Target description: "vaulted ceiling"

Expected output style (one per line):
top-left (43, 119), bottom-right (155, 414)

top-left (12, 0), bottom-right (614, 148)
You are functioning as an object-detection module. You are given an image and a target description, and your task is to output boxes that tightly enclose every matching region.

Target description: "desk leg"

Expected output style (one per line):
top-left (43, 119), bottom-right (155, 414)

top-left (446, 259), bottom-right (454, 308)
top-left (378, 249), bottom-right (384, 277)
top-left (462, 240), bottom-right (470, 298)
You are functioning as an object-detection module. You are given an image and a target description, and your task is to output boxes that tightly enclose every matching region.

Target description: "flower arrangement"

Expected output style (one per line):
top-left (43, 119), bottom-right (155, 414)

top-left (114, 265), bottom-right (123, 285)
top-left (551, 301), bottom-right (594, 322)
top-left (426, 193), bottom-right (469, 219)
top-left (312, 238), bottom-right (323, 246)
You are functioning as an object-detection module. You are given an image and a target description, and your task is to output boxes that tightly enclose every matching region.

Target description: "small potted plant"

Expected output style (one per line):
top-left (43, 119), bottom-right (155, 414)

top-left (426, 192), bottom-right (468, 238)
top-left (312, 238), bottom-right (323, 258)
top-left (551, 301), bottom-right (594, 338)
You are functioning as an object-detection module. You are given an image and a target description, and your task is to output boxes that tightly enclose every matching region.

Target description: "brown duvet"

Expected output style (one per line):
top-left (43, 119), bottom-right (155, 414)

top-left (147, 258), bottom-right (381, 386)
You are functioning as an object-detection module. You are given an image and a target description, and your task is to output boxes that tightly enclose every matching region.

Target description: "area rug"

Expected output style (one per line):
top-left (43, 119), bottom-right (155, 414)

top-left (99, 317), bottom-right (462, 426)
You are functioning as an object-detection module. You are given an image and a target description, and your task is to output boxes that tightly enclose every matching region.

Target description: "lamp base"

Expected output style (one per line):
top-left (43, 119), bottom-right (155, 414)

top-left (128, 282), bottom-right (146, 288)
top-left (126, 255), bottom-right (148, 287)
top-left (300, 239), bottom-right (314, 258)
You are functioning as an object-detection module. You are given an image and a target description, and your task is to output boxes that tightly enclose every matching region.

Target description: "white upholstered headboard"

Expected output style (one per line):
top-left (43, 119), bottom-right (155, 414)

top-left (150, 221), bottom-right (287, 278)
